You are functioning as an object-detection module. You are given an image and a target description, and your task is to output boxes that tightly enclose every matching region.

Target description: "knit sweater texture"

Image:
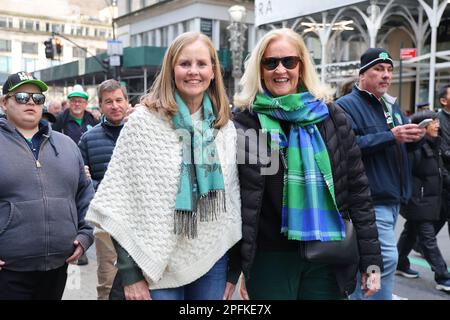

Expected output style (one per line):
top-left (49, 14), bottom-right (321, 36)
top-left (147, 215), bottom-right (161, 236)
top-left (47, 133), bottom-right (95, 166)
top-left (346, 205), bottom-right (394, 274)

top-left (86, 106), bottom-right (242, 289)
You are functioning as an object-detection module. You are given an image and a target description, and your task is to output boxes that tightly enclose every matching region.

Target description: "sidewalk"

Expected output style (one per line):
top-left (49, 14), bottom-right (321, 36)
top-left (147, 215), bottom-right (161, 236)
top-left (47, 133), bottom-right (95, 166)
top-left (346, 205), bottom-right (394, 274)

top-left (62, 246), bottom-right (97, 300)
top-left (62, 245), bottom-right (243, 300)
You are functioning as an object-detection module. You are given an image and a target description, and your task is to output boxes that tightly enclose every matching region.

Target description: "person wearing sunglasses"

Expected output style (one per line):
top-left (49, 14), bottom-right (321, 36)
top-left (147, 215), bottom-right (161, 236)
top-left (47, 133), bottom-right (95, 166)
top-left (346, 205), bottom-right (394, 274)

top-left (0, 72), bottom-right (94, 299)
top-left (227, 28), bottom-right (382, 300)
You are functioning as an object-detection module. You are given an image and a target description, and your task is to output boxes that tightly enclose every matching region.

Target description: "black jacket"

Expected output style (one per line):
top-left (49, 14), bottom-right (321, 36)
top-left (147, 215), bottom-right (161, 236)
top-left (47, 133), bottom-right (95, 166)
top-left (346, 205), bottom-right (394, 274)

top-left (401, 137), bottom-right (450, 221)
top-left (78, 117), bottom-right (123, 190)
top-left (230, 103), bottom-right (383, 297)
top-left (53, 109), bottom-right (99, 144)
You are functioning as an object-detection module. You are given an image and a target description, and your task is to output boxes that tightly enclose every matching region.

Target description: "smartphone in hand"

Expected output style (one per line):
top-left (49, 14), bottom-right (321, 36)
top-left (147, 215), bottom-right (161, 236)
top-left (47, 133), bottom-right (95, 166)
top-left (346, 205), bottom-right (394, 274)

top-left (418, 118), bottom-right (433, 128)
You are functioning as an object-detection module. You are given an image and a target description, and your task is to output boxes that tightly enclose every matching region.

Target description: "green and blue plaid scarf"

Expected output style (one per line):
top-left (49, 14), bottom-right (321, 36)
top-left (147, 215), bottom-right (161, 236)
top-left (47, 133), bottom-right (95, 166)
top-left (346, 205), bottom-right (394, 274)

top-left (172, 92), bottom-right (226, 238)
top-left (252, 92), bottom-right (345, 241)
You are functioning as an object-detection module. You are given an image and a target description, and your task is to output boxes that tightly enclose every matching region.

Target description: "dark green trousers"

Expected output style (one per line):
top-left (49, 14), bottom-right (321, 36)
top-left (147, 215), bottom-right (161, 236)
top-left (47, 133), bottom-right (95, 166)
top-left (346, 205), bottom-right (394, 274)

top-left (245, 250), bottom-right (343, 300)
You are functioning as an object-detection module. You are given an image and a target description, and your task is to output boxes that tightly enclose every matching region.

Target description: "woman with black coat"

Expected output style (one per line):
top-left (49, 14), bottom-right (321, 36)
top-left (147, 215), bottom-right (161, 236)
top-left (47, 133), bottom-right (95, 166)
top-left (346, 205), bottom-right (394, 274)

top-left (224, 28), bottom-right (383, 300)
top-left (396, 110), bottom-right (450, 292)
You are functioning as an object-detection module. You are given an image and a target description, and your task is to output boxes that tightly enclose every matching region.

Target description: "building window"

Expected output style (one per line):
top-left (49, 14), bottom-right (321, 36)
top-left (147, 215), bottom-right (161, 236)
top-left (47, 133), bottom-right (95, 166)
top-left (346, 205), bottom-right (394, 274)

top-left (148, 30), bottom-right (155, 46)
top-left (200, 19), bottom-right (213, 39)
top-left (22, 42), bottom-right (38, 55)
top-left (19, 19), bottom-right (35, 30)
top-left (73, 47), bottom-right (87, 58)
top-left (0, 56), bottom-right (11, 73)
top-left (72, 26), bottom-right (84, 36)
top-left (22, 58), bottom-right (37, 72)
top-left (183, 20), bottom-right (195, 33)
top-left (0, 17), bottom-right (12, 28)
top-left (161, 26), bottom-right (168, 47)
top-left (142, 31), bottom-right (149, 45)
top-left (51, 24), bottom-right (63, 33)
top-left (173, 24), bottom-right (180, 39)
top-left (0, 39), bottom-right (11, 52)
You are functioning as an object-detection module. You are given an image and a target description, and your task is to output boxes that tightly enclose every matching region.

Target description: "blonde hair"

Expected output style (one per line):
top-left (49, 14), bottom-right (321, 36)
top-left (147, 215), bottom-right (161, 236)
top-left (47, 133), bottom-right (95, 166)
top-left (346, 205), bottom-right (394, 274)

top-left (141, 32), bottom-right (230, 128)
top-left (234, 28), bottom-right (334, 109)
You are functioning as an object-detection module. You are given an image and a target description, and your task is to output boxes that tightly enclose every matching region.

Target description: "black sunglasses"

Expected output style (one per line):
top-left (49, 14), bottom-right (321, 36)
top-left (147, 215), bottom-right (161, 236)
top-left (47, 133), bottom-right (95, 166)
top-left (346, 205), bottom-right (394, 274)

top-left (7, 92), bottom-right (46, 105)
top-left (261, 56), bottom-right (301, 71)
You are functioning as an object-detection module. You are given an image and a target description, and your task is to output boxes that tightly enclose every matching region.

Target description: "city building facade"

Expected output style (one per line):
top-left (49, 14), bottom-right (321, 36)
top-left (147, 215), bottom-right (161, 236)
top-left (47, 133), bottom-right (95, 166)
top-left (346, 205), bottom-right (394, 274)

top-left (0, 0), bottom-right (115, 100)
top-left (254, 0), bottom-right (450, 111)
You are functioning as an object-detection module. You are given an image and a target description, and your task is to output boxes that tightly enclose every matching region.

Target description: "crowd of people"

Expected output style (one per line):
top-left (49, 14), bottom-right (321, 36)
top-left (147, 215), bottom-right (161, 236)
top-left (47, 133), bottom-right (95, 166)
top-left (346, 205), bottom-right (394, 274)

top-left (0, 28), bottom-right (449, 300)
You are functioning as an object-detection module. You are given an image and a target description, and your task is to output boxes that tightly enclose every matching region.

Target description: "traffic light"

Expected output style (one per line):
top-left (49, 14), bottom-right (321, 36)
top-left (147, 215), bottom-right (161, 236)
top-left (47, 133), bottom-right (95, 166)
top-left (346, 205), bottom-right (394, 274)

top-left (55, 38), bottom-right (62, 55)
top-left (44, 38), bottom-right (54, 59)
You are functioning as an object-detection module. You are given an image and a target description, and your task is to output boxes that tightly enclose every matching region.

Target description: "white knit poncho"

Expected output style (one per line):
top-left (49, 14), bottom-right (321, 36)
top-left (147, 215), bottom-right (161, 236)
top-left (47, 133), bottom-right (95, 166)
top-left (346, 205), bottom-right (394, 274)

top-left (86, 106), bottom-right (242, 289)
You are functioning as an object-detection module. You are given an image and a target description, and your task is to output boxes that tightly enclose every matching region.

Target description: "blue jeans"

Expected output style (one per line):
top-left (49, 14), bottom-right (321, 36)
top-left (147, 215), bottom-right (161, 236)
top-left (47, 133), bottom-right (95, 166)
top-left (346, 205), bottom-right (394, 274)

top-left (150, 254), bottom-right (227, 300)
top-left (351, 204), bottom-right (399, 300)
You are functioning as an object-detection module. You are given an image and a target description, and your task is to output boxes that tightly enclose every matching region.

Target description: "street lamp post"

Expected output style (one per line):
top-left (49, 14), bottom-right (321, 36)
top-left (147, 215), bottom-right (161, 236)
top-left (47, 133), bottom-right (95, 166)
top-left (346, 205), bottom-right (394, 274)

top-left (228, 5), bottom-right (247, 95)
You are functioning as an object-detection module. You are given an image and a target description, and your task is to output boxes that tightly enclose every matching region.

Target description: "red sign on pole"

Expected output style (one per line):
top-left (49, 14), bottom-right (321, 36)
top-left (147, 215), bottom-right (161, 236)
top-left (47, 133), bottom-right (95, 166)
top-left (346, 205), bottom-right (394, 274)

top-left (400, 48), bottom-right (417, 60)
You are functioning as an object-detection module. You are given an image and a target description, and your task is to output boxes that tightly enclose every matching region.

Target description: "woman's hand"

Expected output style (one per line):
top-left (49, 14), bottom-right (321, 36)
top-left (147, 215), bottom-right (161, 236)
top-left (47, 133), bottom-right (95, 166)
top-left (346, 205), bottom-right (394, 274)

top-left (124, 280), bottom-right (151, 300)
top-left (239, 277), bottom-right (249, 300)
top-left (223, 282), bottom-right (236, 300)
top-left (361, 271), bottom-right (381, 298)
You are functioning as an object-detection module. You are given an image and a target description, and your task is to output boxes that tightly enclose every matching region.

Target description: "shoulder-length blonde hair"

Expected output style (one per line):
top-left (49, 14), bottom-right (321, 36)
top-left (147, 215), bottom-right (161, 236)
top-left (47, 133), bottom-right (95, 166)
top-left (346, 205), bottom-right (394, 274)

top-left (234, 28), bottom-right (334, 109)
top-left (141, 32), bottom-right (230, 128)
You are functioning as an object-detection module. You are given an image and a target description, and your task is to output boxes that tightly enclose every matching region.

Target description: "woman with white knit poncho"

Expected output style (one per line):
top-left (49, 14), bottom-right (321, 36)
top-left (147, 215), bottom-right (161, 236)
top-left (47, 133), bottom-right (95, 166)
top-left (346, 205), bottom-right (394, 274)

top-left (86, 32), bottom-right (242, 300)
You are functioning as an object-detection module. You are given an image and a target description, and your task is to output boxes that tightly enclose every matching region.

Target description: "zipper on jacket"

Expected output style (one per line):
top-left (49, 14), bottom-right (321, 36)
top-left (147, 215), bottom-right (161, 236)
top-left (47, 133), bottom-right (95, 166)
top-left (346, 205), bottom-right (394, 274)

top-left (37, 137), bottom-right (50, 269)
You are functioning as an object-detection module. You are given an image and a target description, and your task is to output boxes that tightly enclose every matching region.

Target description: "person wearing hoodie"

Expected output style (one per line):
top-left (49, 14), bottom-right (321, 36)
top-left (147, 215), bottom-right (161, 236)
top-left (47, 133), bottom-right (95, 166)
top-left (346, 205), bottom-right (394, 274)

top-left (0, 72), bottom-right (94, 300)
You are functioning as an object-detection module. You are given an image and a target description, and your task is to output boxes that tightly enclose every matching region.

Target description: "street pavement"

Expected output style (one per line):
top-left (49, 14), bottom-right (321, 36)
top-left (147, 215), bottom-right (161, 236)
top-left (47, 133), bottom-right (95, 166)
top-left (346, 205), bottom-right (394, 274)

top-left (63, 215), bottom-right (450, 300)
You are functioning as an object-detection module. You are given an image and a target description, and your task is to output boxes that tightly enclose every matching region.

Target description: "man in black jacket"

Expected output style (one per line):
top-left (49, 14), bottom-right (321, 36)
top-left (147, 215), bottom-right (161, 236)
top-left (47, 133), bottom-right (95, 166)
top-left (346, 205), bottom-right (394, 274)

top-left (53, 85), bottom-right (99, 144)
top-left (78, 79), bottom-right (129, 299)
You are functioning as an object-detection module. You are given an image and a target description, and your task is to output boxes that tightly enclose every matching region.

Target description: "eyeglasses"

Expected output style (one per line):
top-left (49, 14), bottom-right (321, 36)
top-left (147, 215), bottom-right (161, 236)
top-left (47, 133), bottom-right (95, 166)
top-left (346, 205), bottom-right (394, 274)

top-left (261, 56), bottom-right (301, 71)
top-left (6, 92), bottom-right (46, 105)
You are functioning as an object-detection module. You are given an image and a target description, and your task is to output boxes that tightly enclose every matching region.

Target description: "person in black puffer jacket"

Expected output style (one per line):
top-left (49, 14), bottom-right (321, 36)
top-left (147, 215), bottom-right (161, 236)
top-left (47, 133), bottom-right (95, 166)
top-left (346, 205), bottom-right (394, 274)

top-left (396, 110), bottom-right (450, 292)
top-left (225, 28), bottom-right (383, 300)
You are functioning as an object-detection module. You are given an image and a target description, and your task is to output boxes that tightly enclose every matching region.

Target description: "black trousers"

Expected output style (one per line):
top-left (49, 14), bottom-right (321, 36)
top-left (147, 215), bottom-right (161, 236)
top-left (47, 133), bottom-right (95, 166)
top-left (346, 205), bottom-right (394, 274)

top-left (0, 264), bottom-right (68, 300)
top-left (433, 217), bottom-right (450, 237)
top-left (397, 220), bottom-right (449, 281)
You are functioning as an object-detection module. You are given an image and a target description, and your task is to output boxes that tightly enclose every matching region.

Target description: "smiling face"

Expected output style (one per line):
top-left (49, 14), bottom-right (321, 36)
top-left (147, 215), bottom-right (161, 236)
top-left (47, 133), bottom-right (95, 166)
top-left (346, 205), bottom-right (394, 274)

top-left (261, 37), bottom-right (300, 97)
top-left (173, 39), bottom-right (214, 112)
top-left (3, 83), bottom-right (43, 131)
top-left (100, 88), bottom-right (128, 125)
top-left (359, 62), bottom-right (393, 99)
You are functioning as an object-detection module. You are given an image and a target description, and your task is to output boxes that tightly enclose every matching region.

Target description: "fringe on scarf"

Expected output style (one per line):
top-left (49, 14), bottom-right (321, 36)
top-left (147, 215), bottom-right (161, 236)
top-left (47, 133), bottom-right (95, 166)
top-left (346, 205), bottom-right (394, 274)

top-left (174, 190), bottom-right (227, 238)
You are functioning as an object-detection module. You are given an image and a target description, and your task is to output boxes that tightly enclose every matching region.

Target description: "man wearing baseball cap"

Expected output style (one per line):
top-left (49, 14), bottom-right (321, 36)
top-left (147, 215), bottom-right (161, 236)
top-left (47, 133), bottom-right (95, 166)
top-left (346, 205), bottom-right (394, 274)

top-left (0, 72), bottom-right (94, 299)
top-left (336, 48), bottom-right (426, 300)
top-left (53, 84), bottom-right (99, 144)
